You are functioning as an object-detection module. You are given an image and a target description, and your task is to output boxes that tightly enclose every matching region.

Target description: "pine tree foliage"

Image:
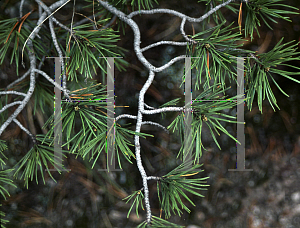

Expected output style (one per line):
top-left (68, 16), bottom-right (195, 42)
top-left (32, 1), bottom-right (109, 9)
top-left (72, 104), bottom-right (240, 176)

top-left (64, 18), bottom-right (128, 82)
top-left (0, 16), bottom-right (49, 75)
top-left (0, 140), bottom-right (16, 227)
top-left (123, 189), bottom-right (145, 218)
top-left (242, 0), bottom-right (299, 39)
top-left (245, 38), bottom-right (300, 112)
top-left (187, 21), bottom-right (249, 91)
top-left (167, 84), bottom-right (246, 164)
top-left (0, 0), bottom-right (299, 227)
top-left (13, 135), bottom-right (69, 189)
top-left (157, 161), bottom-right (209, 219)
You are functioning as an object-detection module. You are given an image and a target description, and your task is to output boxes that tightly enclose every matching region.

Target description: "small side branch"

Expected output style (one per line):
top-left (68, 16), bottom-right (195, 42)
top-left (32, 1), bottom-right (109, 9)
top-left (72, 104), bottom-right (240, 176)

top-left (147, 176), bottom-right (161, 181)
top-left (97, 0), bottom-right (186, 73)
top-left (33, 69), bottom-right (70, 99)
top-left (48, 18), bottom-right (67, 91)
top-left (36, 0), bottom-right (72, 33)
top-left (180, 18), bottom-right (197, 44)
top-left (142, 106), bottom-right (184, 115)
top-left (13, 119), bottom-right (36, 144)
top-left (20, 0), bottom-right (25, 18)
top-left (154, 55), bottom-right (186, 72)
top-left (141, 41), bottom-right (188, 52)
top-left (0, 39), bottom-right (36, 136)
top-left (115, 114), bottom-right (137, 121)
top-left (141, 121), bottom-right (169, 134)
top-left (7, 70), bottom-right (30, 89)
top-left (128, 0), bottom-right (234, 23)
top-left (144, 103), bottom-right (155, 110)
top-left (0, 101), bottom-right (23, 114)
top-left (0, 91), bottom-right (27, 97)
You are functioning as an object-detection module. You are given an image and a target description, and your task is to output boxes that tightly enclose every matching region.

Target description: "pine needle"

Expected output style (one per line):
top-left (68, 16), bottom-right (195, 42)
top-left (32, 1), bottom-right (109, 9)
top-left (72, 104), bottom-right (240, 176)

top-left (17, 10), bottom-right (33, 49)
top-left (207, 49), bottom-right (211, 79)
top-left (238, 2), bottom-right (243, 34)
top-left (192, 23), bottom-right (196, 54)
top-left (5, 21), bottom-right (19, 44)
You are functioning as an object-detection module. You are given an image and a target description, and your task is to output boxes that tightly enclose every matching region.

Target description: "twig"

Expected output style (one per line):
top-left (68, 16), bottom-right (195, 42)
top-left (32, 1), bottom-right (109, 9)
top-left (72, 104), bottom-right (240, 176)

top-left (0, 101), bottom-right (23, 114)
top-left (141, 41), bottom-right (188, 52)
top-left (95, 0), bottom-right (237, 223)
top-left (13, 119), bottom-right (36, 143)
top-left (0, 91), bottom-right (27, 97)
top-left (147, 176), bottom-right (161, 180)
top-left (38, 4), bottom-right (42, 18)
top-left (141, 121), bottom-right (169, 134)
top-left (20, 0), bottom-right (25, 18)
top-left (48, 18), bottom-right (67, 91)
top-left (142, 106), bottom-right (184, 115)
top-left (0, 39), bottom-right (36, 136)
top-left (97, 0), bottom-right (187, 73)
top-left (115, 114), bottom-right (137, 121)
top-left (144, 103), bottom-right (155, 110)
top-left (7, 69), bottom-right (30, 89)
top-left (35, 0), bottom-right (72, 33)
top-left (180, 18), bottom-right (197, 44)
top-left (127, 0), bottom-right (234, 23)
top-left (38, 55), bottom-right (46, 70)
top-left (33, 69), bottom-right (71, 99)
top-left (36, 0), bottom-right (70, 90)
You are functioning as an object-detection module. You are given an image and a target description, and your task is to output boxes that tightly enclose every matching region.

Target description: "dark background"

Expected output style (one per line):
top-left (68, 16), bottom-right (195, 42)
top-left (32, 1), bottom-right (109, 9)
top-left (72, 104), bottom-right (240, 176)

top-left (1, 0), bottom-right (300, 227)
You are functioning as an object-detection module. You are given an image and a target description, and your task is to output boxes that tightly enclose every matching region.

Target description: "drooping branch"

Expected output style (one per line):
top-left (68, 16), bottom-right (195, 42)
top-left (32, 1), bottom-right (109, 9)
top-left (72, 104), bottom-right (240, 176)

top-left (2, 0), bottom-right (247, 226)
top-left (115, 114), bottom-right (137, 121)
top-left (134, 70), bottom-right (156, 223)
top-left (0, 40), bottom-right (36, 136)
top-left (13, 119), bottom-right (36, 144)
top-left (142, 106), bottom-right (184, 114)
top-left (33, 69), bottom-right (71, 99)
top-left (0, 91), bottom-right (27, 97)
top-left (141, 41), bottom-right (188, 52)
top-left (7, 70), bottom-right (30, 89)
top-left (141, 121), bottom-right (169, 133)
top-left (147, 176), bottom-right (161, 180)
top-left (144, 103), bottom-right (155, 110)
top-left (97, 0), bottom-right (186, 73)
top-left (0, 101), bottom-right (23, 114)
top-left (95, 0), bottom-right (239, 224)
top-left (35, 0), bottom-right (68, 91)
top-left (180, 18), bottom-right (197, 44)
top-left (128, 0), bottom-right (235, 23)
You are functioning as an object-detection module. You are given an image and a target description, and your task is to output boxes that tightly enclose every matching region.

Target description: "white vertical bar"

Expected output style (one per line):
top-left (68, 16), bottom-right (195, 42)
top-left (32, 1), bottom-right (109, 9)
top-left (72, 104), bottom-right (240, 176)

top-left (183, 57), bottom-right (193, 169)
top-left (228, 57), bottom-right (253, 171)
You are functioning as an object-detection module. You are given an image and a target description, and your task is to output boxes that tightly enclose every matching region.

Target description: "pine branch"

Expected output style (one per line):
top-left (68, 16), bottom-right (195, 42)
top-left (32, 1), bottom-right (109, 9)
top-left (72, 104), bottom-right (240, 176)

top-left (6, 69), bottom-right (30, 89)
top-left (141, 41), bottom-right (188, 52)
top-left (116, 114), bottom-right (137, 121)
top-left (141, 121), bottom-right (169, 133)
top-left (13, 119), bottom-right (36, 144)
top-left (1, 0), bottom-right (299, 227)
